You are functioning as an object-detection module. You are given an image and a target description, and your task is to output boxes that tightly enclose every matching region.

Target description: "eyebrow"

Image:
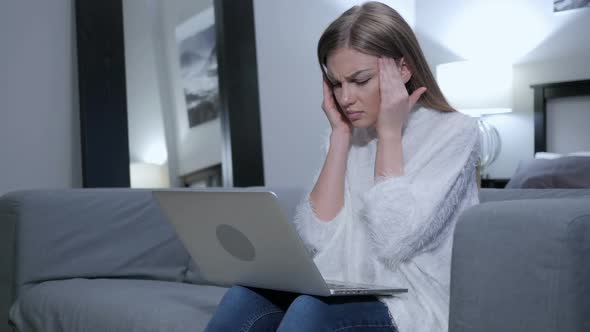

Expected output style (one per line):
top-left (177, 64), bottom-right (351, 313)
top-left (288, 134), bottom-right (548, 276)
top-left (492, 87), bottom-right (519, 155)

top-left (327, 68), bottom-right (373, 83)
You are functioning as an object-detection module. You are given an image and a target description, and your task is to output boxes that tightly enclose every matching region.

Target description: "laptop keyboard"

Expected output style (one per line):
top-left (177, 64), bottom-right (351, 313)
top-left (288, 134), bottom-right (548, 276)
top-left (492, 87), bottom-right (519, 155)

top-left (326, 281), bottom-right (369, 290)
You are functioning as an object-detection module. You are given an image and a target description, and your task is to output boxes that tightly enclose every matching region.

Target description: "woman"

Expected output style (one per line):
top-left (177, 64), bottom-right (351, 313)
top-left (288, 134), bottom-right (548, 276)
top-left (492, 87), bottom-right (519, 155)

top-left (205, 2), bottom-right (479, 331)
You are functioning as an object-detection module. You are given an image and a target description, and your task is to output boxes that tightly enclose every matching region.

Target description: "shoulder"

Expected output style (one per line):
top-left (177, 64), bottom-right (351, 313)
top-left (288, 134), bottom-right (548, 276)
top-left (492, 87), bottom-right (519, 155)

top-left (408, 107), bottom-right (478, 141)
top-left (403, 107), bottom-right (479, 162)
top-left (411, 106), bottom-right (476, 128)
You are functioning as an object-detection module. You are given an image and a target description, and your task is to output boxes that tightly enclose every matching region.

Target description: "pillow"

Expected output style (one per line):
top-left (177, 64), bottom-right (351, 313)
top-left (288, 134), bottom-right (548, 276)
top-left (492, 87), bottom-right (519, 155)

top-left (534, 151), bottom-right (590, 159)
top-left (534, 152), bottom-right (563, 159)
top-left (506, 156), bottom-right (590, 189)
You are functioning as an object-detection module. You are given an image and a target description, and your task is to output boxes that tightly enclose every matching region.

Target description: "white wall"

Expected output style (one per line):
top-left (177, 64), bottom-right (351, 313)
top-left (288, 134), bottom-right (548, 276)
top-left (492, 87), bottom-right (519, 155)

top-left (123, 0), bottom-right (172, 187)
top-left (415, 0), bottom-right (590, 178)
top-left (254, 0), bottom-right (415, 188)
top-left (0, 0), bottom-right (81, 196)
top-left (124, 0), bottom-right (165, 165)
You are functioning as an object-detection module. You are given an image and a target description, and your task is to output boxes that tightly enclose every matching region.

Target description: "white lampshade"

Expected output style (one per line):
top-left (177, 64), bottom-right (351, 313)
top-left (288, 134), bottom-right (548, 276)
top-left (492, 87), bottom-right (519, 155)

top-left (436, 61), bottom-right (513, 117)
top-left (130, 162), bottom-right (170, 188)
top-left (436, 61), bottom-right (514, 173)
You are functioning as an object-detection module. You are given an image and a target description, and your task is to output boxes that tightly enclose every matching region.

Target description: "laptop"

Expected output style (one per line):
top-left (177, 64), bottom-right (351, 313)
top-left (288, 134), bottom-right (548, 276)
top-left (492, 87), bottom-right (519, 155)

top-left (153, 190), bottom-right (407, 297)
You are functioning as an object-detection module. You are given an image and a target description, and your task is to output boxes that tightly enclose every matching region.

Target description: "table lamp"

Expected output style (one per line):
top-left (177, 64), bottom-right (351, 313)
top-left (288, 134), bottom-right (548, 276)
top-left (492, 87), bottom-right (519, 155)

top-left (436, 61), bottom-right (512, 174)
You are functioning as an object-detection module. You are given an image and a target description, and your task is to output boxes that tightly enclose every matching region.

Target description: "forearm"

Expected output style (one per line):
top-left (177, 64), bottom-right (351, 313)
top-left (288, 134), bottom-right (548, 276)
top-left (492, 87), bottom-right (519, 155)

top-left (363, 142), bottom-right (480, 267)
top-left (374, 131), bottom-right (404, 180)
top-left (310, 132), bottom-right (350, 221)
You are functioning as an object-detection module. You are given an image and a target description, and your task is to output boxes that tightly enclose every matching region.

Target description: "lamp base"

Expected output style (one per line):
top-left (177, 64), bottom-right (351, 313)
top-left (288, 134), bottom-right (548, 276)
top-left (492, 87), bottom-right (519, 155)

top-left (477, 118), bottom-right (501, 174)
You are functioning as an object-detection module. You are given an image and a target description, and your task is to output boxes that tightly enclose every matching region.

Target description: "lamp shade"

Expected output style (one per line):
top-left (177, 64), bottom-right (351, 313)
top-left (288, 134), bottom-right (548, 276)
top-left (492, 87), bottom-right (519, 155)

top-left (436, 61), bottom-right (512, 117)
top-left (130, 162), bottom-right (170, 188)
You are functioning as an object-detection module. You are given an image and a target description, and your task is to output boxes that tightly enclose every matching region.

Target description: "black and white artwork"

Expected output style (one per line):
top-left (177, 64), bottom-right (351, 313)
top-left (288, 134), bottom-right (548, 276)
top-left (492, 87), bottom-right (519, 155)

top-left (554, 0), bottom-right (590, 12)
top-left (176, 7), bottom-right (220, 128)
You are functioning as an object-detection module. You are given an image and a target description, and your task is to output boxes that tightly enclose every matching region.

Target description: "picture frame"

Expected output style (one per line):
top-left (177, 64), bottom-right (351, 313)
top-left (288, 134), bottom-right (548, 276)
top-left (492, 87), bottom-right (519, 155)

top-left (175, 7), bottom-right (220, 128)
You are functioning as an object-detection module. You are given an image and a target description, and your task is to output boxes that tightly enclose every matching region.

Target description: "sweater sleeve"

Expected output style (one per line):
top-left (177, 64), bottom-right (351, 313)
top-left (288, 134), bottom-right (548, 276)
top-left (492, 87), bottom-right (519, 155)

top-left (291, 132), bottom-right (347, 257)
top-left (361, 117), bottom-right (480, 269)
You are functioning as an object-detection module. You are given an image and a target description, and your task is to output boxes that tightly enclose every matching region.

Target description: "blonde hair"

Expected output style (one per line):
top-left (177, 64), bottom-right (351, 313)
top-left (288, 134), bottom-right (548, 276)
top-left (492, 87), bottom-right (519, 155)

top-left (317, 1), bottom-right (454, 112)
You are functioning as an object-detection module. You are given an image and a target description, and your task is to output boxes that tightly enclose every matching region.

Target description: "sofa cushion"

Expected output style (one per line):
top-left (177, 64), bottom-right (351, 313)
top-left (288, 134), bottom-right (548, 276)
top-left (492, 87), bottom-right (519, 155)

top-left (9, 278), bottom-right (227, 332)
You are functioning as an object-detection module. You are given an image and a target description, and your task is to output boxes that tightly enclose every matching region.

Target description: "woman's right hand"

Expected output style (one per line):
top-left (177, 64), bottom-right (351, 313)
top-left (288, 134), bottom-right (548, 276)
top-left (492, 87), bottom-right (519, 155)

top-left (322, 78), bottom-right (352, 138)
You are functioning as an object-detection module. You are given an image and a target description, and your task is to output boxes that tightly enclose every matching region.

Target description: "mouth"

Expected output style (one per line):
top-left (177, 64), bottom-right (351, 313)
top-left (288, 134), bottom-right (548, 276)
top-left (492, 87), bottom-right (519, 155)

top-left (346, 111), bottom-right (364, 121)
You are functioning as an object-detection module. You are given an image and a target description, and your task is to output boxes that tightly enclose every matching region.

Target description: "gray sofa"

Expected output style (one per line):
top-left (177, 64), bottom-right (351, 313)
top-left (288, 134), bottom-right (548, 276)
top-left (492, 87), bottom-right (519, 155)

top-left (1, 188), bottom-right (589, 331)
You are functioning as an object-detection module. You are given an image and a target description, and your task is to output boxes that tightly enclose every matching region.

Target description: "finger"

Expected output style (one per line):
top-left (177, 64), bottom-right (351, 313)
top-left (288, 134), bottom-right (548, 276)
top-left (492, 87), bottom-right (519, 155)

top-left (379, 58), bottom-right (394, 94)
top-left (322, 79), bottom-right (337, 107)
top-left (322, 78), bottom-right (343, 119)
top-left (388, 58), bottom-right (403, 79)
top-left (386, 58), bottom-right (406, 90)
top-left (322, 77), bottom-right (332, 97)
top-left (379, 58), bottom-right (392, 103)
top-left (379, 58), bottom-right (406, 100)
top-left (377, 57), bottom-right (385, 100)
top-left (408, 87), bottom-right (427, 108)
top-left (380, 58), bottom-right (404, 89)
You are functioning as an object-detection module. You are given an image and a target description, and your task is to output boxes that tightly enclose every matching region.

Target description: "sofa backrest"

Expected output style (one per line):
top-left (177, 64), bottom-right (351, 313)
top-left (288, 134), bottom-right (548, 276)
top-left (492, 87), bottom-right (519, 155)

top-left (0, 189), bottom-right (192, 302)
top-left (479, 188), bottom-right (590, 203)
top-left (0, 187), bottom-right (308, 295)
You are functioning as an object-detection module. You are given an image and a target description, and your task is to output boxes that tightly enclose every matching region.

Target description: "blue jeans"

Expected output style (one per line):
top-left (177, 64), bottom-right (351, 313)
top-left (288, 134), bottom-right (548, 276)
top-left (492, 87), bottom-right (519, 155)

top-left (204, 285), bottom-right (397, 332)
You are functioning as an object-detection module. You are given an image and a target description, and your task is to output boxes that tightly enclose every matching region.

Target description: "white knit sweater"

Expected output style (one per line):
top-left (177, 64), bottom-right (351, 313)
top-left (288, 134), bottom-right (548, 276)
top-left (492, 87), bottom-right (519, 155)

top-left (292, 107), bottom-right (480, 332)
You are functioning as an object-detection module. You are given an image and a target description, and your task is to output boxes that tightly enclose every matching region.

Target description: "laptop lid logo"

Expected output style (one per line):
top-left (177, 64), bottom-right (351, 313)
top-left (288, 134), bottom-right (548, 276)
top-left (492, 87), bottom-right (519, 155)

top-left (216, 224), bottom-right (256, 261)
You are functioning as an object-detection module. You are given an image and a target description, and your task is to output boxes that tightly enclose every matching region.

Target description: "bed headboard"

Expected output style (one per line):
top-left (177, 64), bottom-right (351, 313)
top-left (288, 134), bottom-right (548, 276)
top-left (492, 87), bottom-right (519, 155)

top-left (530, 79), bottom-right (590, 153)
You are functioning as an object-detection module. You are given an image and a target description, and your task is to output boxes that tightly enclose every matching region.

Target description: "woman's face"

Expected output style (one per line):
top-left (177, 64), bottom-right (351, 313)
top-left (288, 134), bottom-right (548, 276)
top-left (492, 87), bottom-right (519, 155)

top-left (325, 48), bottom-right (381, 128)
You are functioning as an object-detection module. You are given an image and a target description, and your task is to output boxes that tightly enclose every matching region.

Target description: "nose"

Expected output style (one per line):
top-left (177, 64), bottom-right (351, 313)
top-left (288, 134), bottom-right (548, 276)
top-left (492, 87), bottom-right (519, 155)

top-left (340, 84), bottom-right (355, 108)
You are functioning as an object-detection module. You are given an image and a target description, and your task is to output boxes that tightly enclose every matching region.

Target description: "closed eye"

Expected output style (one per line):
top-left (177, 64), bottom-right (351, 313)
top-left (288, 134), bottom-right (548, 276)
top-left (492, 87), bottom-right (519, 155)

top-left (330, 77), bottom-right (370, 88)
top-left (355, 78), bottom-right (371, 85)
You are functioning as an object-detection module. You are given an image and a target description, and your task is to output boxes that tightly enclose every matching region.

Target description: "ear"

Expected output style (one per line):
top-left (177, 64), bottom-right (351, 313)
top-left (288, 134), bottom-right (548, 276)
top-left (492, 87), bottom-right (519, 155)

top-left (399, 57), bottom-right (412, 84)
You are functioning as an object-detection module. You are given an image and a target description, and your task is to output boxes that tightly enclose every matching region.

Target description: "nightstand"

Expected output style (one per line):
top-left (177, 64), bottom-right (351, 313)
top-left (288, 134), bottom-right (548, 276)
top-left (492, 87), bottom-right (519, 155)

top-left (480, 178), bottom-right (510, 188)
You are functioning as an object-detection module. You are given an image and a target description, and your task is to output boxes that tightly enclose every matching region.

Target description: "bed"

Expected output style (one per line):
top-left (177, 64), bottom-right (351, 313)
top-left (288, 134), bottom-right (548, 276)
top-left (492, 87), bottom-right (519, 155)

top-left (502, 79), bottom-right (590, 189)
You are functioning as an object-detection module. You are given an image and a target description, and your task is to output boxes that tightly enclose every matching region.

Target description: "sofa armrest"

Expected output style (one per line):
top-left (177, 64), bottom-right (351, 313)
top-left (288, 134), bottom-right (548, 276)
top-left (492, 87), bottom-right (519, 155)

top-left (0, 189), bottom-right (191, 302)
top-left (449, 198), bottom-right (590, 332)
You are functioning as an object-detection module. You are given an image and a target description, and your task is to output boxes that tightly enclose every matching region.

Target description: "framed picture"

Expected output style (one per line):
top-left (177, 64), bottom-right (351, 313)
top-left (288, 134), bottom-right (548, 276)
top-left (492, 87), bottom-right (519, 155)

top-left (554, 0), bottom-right (590, 12)
top-left (175, 7), bottom-right (220, 128)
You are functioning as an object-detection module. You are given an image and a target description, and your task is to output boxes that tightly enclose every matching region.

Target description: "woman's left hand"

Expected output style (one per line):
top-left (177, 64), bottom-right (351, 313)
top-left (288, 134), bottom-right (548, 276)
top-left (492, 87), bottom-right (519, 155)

top-left (376, 57), bottom-right (427, 138)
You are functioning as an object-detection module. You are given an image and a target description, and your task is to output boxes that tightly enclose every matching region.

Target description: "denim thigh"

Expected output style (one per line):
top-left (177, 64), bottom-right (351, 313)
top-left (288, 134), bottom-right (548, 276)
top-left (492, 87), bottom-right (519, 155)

top-left (277, 294), bottom-right (397, 332)
top-left (204, 285), bottom-right (298, 332)
top-left (205, 286), bottom-right (397, 332)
